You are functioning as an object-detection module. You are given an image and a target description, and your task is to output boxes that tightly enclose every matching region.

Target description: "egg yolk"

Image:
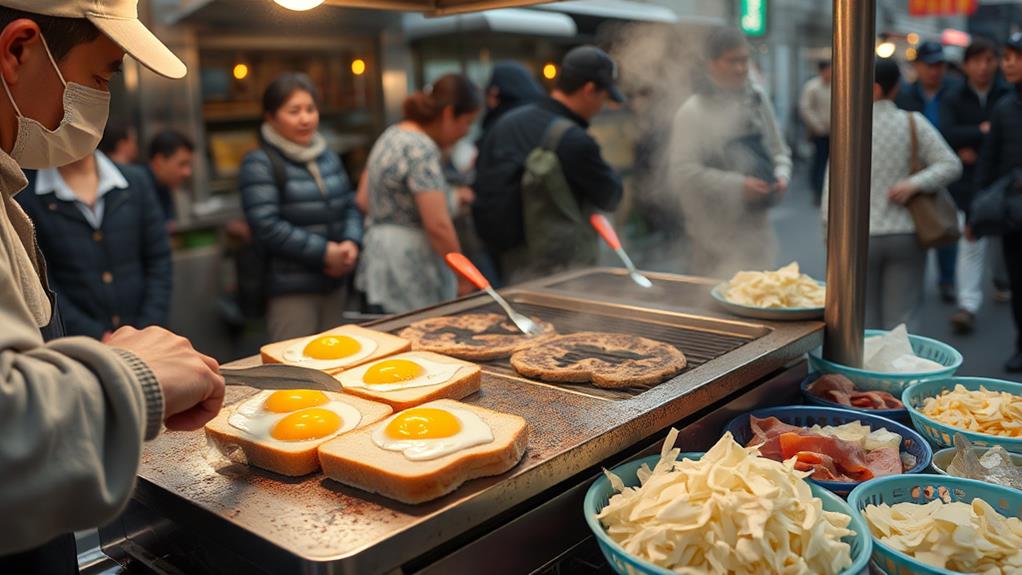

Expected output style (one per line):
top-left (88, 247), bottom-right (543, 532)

top-left (271, 408), bottom-right (341, 441)
top-left (385, 408), bottom-right (461, 440)
top-left (303, 335), bottom-right (361, 360)
top-left (264, 390), bottom-right (329, 413)
top-left (363, 359), bottom-right (425, 386)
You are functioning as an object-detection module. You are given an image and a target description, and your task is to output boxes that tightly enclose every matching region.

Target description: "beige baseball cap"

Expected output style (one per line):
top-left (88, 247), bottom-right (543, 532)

top-left (2, 0), bottom-right (186, 79)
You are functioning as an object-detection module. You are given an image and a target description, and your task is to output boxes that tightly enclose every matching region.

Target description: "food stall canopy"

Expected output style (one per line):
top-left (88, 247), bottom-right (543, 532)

top-left (403, 8), bottom-right (577, 40)
top-left (321, 0), bottom-right (557, 15)
top-left (533, 0), bottom-right (681, 24)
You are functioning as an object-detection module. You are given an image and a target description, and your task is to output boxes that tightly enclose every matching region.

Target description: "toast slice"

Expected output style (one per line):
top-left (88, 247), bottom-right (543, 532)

top-left (260, 324), bottom-right (411, 373)
top-left (318, 399), bottom-right (529, 504)
top-left (205, 391), bottom-right (392, 476)
top-left (335, 351), bottom-right (482, 410)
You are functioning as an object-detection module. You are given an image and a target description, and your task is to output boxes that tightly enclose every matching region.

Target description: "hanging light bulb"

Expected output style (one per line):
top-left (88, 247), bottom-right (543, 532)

top-left (272, 0), bottom-right (325, 11)
top-left (232, 63), bottom-right (249, 80)
top-left (351, 59), bottom-right (367, 76)
top-left (876, 41), bottom-right (897, 59)
top-left (543, 63), bottom-right (558, 80)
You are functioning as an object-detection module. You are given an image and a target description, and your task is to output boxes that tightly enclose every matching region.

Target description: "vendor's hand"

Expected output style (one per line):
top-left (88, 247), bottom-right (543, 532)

top-left (980, 121), bottom-right (991, 134)
top-left (743, 177), bottom-right (772, 201)
top-left (958, 148), bottom-right (978, 166)
top-left (887, 180), bottom-right (919, 205)
top-left (106, 326), bottom-right (225, 431)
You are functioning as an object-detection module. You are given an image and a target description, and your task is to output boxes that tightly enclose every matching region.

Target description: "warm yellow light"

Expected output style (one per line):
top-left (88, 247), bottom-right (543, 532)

top-left (232, 63), bottom-right (249, 80)
top-left (907, 33), bottom-right (920, 45)
top-left (906, 47), bottom-right (918, 61)
top-left (351, 59), bottom-right (367, 76)
top-left (543, 63), bottom-right (558, 80)
top-left (876, 42), bottom-right (897, 59)
top-left (272, 0), bottom-right (325, 10)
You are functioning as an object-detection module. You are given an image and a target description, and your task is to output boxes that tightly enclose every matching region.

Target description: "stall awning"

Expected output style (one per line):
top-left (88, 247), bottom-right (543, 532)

top-left (403, 8), bottom-right (577, 40)
top-left (533, 0), bottom-right (680, 24)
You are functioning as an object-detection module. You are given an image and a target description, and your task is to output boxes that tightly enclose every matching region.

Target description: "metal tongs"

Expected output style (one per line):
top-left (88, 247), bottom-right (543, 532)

top-left (445, 252), bottom-right (544, 336)
top-left (590, 214), bottom-right (653, 288)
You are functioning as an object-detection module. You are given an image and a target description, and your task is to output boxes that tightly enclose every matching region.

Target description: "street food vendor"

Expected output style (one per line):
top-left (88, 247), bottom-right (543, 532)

top-left (0, 1), bottom-right (224, 572)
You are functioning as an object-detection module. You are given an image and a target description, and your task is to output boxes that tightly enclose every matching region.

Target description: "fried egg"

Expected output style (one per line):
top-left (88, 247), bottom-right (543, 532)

top-left (228, 389), bottom-right (362, 444)
top-left (371, 406), bottom-right (493, 461)
top-left (280, 333), bottom-right (378, 371)
top-left (336, 355), bottom-right (464, 392)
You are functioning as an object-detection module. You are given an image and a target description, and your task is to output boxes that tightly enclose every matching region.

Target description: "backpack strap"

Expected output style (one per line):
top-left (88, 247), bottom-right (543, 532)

top-left (541, 118), bottom-right (575, 153)
top-left (261, 144), bottom-right (289, 192)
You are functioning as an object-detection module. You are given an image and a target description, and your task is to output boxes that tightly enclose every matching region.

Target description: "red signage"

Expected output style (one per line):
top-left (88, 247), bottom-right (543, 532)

top-left (909, 0), bottom-right (978, 16)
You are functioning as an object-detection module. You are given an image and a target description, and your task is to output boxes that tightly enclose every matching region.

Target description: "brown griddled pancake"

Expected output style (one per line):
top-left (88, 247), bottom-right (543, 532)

top-left (510, 332), bottom-right (687, 389)
top-left (398, 313), bottom-right (556, 361)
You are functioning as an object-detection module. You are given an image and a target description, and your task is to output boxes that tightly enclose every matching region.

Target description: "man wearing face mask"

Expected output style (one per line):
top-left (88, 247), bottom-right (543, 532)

top-left (0, 2), bottom-right (225, 573)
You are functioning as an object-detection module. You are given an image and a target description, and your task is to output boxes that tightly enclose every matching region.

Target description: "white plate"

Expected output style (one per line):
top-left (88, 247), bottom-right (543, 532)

top-left (710, 282), bottom-right (825, 321)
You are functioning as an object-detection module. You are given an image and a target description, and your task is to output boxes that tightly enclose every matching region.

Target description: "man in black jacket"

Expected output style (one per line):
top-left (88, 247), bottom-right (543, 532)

top-left (941, 38), bottom-right (1011, 334)
top-left (897, 40), bottom-right (961, 302)
top-left (474, 46), bottom-right (624, 283)
top-left (975, 33), bottom-right (1022, 372)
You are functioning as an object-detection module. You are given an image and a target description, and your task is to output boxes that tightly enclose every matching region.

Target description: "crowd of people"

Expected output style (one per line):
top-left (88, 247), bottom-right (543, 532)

top-left (1, 1), bottom-right (1021, 568)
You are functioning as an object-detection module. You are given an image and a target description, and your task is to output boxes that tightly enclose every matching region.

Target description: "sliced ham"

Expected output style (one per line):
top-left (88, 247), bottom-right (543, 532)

top-left (777, 433), bottom-right (875, 482)
top-left (748, 416), bottom-right (812, 460)
top-left (789, 451), bottom-right (856, 482)
top-left (864, 446), bottom-right (903, 477)
top-left (807, 374), bottom-right (903, 409)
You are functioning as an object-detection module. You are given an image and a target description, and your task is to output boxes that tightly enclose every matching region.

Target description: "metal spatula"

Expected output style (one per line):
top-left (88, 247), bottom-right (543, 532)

top-left (590, 214), bottom-right (653, 288)
top-left (222, 364), bottom-right (342, 392)
top-left (445, 252), bottom-right (544, 336)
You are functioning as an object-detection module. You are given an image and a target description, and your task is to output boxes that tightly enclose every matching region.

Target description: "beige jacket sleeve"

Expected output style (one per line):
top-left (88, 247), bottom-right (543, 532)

top-left (670, 96), bottom-right (747, 212)
top-left (755, 85), bottom-right (794, 184)
top-left (0, 238), bottom-right (164, 554)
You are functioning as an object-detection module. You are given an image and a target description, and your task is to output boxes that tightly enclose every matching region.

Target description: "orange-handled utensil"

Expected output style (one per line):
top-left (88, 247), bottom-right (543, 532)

top-left (589, 214), bottom-right (653, 288)
top-left (445, 253), bottom-right (544, 336)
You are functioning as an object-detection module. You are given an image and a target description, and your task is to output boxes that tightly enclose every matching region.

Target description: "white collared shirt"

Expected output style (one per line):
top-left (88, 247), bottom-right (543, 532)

top-left (35, 152), bottom-right (129, 229)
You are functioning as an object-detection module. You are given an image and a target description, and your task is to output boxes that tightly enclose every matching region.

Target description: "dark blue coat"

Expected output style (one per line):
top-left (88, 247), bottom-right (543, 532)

top-left (17, 163), bottom-right (172, 339)
top-left (239, 143), bottom-right (363, 297)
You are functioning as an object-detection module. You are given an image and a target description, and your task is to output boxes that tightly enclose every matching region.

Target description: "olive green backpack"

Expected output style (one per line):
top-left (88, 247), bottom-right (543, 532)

top-left (514, 118), bottom-right (598, 278)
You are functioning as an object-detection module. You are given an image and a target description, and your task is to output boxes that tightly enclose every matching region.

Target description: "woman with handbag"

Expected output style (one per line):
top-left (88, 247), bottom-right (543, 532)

top-left (824, 59), bottom-right (962, 330)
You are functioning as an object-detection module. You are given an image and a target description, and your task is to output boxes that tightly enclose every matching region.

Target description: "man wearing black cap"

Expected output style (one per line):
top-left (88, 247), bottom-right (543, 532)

top-left (975, 32), bottom-right (1022, 372)
top-left (896, 40), bottom-right (961, 303)
top-left (474, 45), bottom-right (624, 283)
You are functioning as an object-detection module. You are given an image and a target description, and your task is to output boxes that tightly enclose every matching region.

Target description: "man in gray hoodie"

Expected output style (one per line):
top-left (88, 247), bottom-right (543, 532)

top-left (0, 2), bottom-right (224, 572)
top-left (670, 27), bottom-right (792, 278)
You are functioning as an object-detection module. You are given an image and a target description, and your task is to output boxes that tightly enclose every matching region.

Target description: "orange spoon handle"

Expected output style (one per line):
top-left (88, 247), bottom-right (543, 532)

top-left (445, 252), bottom-right (491, 290)
top-left (590, 214), bottom-right (622, 251)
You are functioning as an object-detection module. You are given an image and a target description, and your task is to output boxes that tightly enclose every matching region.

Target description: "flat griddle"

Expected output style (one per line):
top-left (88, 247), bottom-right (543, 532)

top-left (125, 282), bottom-right (822, 575)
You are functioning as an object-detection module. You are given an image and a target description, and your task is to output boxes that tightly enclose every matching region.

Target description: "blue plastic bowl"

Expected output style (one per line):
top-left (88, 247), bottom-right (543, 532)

top-left (723, 405), bottom-right (932, 496)
top-left (584, 452), bottom-right (872, 575)
top-left (800, 372), bottom-right (910, 422)
top-left (808, 330), bottom-right (962, 396)
top-left (903, 377), bottom-right (1022, 452)
top-left (848, 474), bottom-right (1022, 575)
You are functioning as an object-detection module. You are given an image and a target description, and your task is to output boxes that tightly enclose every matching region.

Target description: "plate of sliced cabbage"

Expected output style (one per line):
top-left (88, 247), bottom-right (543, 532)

top-left (711, 262), bottom-right (825, 321)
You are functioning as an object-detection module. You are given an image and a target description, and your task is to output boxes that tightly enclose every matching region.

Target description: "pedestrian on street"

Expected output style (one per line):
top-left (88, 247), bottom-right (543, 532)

top-left (940, 38), bottom-right (1011, 334)
top-left (0, 2), bottom-right (224, 572)
top-left (240, 72), bottom-right (363, 342)
top-left (474, 46), bottom-right (624, 284)
top-left (142, 129), bottom-right (193, 224)
top-left (824, 60), bottom-right (962, 330)
top-left (17, 151), bottom-right (172, 339)
top-left (356, 74), bottom-right (481, 313)
top-left (800, 60), bottom-right (832, 205)
top-left (479, 61), bottom-right (544, 145)
top-left (670, 26), bottom-right (792, 278)
top-left (973, 33), bottom-right (1022, 372)
top-left (896, 40), bottom-right (962, 303)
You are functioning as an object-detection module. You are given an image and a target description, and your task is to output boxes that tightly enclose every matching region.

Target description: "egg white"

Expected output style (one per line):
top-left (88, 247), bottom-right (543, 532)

top-left (337, 355), bottom-right (463, 392)
top-left (279, 332), bottom-right (378, 371)
top-left (227, 390), bottom-right (363, 447)
top-left (371, 407), bottom-right (494, 461)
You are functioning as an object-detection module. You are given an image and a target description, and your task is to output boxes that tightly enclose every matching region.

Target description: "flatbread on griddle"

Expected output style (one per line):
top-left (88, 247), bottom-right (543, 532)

top-left (510, 332), bottom-right (687, 389)
top-left (398, 313), bottom-right (556, 361)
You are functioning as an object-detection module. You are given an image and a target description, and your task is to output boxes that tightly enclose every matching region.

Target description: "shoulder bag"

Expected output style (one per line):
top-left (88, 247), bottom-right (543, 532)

top-left (905, 113), bottom-right (961, 248)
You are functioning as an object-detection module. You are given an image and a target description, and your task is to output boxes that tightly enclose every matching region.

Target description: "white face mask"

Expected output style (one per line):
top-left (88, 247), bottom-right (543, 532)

top-left (2, 35), bottom-right (111, 169)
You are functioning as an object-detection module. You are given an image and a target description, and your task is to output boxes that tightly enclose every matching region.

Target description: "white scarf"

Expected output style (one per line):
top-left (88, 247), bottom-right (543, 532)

top-left (261, 123), bottom-right (329, 194)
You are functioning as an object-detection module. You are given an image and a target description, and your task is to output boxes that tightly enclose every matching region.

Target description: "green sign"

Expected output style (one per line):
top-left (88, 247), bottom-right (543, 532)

top-left (740, 0), bottom-right (768, 37)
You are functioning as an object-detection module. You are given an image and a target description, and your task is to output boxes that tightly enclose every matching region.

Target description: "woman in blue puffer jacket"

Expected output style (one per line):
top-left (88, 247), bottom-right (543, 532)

top-left (240, 72), bottom-right (363, 341)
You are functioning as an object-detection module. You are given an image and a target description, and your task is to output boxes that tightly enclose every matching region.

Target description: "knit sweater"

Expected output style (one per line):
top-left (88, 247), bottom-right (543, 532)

top-left (823, 100), bottom-right (962, 236)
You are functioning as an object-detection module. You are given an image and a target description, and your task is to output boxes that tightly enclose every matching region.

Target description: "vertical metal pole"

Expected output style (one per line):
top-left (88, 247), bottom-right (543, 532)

top-left (823, 0), bottom-right (875, 366)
